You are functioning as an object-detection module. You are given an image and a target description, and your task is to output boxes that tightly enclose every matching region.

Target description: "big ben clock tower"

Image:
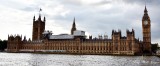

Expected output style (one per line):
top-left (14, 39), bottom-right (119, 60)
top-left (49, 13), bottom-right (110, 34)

top-left (142, 6), bottom-right (151, 53)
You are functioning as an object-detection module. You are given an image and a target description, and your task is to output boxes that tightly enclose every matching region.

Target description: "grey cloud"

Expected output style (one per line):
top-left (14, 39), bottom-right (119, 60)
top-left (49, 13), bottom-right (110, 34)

top-left (60, 0), bottom-right (112, 7)
top-left (21, 6), bottom-right (38, 12)
top-left (0, 0), bottom-right (159, 44)
top-left (122, 0), bottom-right (160, 6)
top-left (40, 0), bottom-right (160, 42)
top-left (60, 0), bottom-right (82, 6)
top-left (91, 0), bottom-right (112, 6)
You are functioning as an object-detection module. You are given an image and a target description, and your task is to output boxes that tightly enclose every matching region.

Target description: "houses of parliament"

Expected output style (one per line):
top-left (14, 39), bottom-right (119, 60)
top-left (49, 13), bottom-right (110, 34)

top-left (7, 6), bottom-right (152, 55)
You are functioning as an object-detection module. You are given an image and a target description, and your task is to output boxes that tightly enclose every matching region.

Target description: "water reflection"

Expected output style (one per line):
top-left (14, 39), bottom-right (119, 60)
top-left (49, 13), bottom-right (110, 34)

top-left (0, 53), bottom-right (160, 66)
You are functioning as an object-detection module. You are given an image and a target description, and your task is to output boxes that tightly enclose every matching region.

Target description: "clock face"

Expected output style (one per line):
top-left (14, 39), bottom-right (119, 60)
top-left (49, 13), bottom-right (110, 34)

top-left (144, 20), bottom-right (148, 25)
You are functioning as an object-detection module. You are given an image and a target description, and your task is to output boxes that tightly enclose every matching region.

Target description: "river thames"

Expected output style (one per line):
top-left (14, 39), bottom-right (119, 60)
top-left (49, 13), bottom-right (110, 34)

top-left (0, 53), bottom-right (160, 66)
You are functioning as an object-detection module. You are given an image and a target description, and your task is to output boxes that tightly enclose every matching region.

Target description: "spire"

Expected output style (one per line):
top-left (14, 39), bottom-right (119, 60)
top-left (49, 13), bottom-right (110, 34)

top-left (43, 16), bottom-right (46, 22)
top-left (33, 15), bottom-right (35, 21)
top-left (142, 5), bottom-right (150, 21)
top-left (73, 17), bottom-right (76, 28)
top-left (38, 14), bottom-right (41, 21)
top-left (28, 38), bottom-right (31, 41)
top-left (144, 5), bottom-right (148, 14)
top-left (38, 8), bottom-right (42, 21)
top-left (71, 17), bottom-right (77, 35)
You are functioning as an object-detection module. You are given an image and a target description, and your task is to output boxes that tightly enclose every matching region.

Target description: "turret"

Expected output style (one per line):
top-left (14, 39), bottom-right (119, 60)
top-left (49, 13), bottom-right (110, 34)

top-left (38, 15), bottom-right (41, 21)
top-left (126, 29), bottom-right (135, 40)
top-left (89, 35), bottom-right (92, 40)
top-left (23, 36), bottom-right (27, 41)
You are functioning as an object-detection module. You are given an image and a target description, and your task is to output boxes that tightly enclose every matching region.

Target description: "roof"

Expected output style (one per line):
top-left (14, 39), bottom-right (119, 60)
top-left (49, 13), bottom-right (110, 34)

top-left (49, 34), bottom-right (74, 39)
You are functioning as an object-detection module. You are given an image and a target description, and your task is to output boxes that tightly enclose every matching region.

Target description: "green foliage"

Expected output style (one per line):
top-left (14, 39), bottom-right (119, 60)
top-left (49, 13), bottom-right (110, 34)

top-left (0, 40), bottom-right (7, 51)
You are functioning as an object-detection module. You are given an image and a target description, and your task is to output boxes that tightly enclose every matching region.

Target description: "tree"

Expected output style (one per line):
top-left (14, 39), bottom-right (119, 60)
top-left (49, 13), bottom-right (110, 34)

top-left (0, 40), bottom-right (7, 51)
top-left (151, 44), bottom-right (158, 53)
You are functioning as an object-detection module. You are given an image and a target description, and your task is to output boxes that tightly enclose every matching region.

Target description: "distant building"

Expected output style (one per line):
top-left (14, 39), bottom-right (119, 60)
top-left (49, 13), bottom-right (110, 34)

top-left (7, 6), bottom-right (153, 55)
top-left (156, 48), bottom-right (160, 55)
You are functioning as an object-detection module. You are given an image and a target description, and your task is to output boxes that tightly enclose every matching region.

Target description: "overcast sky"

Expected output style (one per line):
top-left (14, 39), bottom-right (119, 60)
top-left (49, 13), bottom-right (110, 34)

top-left (0, 0), bottom-right (159, 45)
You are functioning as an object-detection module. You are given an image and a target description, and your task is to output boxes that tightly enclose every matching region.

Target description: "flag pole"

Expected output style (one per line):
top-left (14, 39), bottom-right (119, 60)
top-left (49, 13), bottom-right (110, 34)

top-left (39, 8), bottom-right (42, 16)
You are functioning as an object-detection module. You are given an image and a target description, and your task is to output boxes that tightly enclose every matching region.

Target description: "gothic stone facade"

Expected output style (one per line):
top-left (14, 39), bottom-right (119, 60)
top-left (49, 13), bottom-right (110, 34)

top-left (7, 30), bottom-right (140, 55)
top-left (7, 6), bottom-right (151, 55)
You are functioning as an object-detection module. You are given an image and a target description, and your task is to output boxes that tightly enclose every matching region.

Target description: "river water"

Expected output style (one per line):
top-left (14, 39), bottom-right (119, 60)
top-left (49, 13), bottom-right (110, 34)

top-left (0, 53), bottom-right (160, 66)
